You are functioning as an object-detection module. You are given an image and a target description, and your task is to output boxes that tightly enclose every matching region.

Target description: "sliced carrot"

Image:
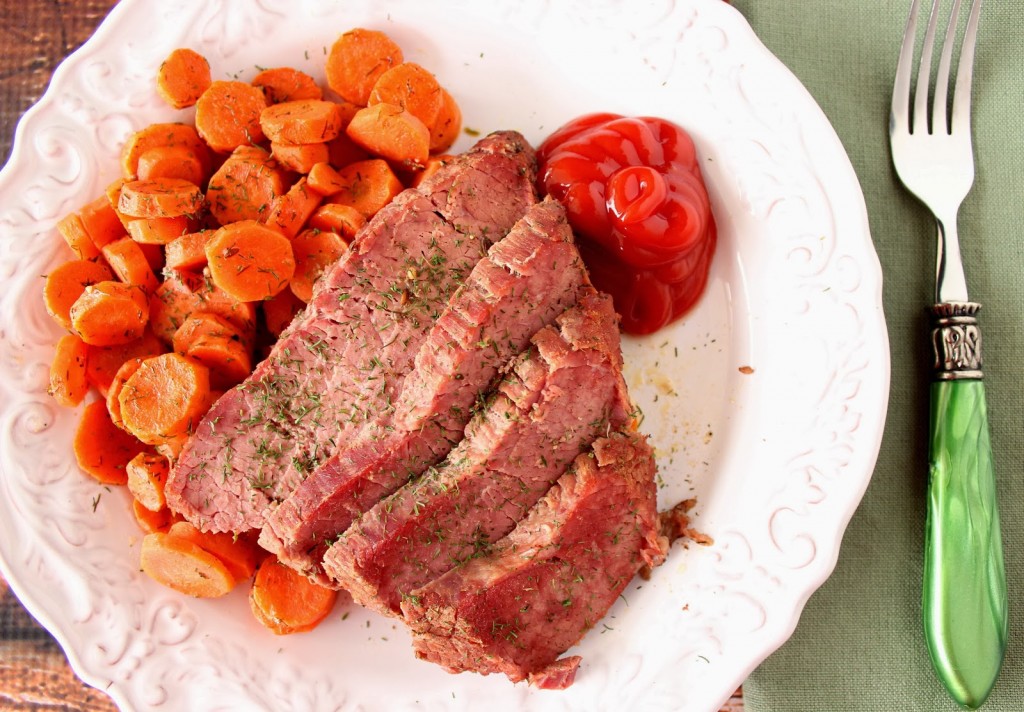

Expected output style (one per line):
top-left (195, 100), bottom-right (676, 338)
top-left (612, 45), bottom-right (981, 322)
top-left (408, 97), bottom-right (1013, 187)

top-left (106, 356), bottom-right (146, 429)
top-left (334, 99), bottom-right (362, 127)
top-left (155, 432), bottom-right (191, 462)
top-left (118, 352), bottom-right (211, 445)
top-left (43, 259), bottom-right (114, 330)
top-left (429, 88), bottom-right (462, 153)
top-left (126, 452), bottom-right (170, 512)
top-left (346, 102), bottom-right (429, 167)
top-left (262, 288), bottom-right (304, 338)
top-left (172, 313), bottom-right (252, 389)
top-left (85, 331), bottom-right (165, 396)
top-left (156, 48), bottom-right (211, 110)
top-left (149, 269), bottom-right (257, 345)
top-left (132, 499), bottom-right (173, 534)
top-left (119, 178), bottom-right (205, 219)
top-left (101, 237), bottom-right (160, 294)
top-left (165, 230), bottom-right (214, 271)
top-left (140, 531), bottom-right (235, 598)
top-left (56, 213), bottom-right (101, 261)
top-left (249, 555), bottom-right (338, 634)
top-left (410, 153), bottom-right (454, 188)
top-left (325, 28), bottom-right (403, 105)
top-left (325, 131), bottom-right (370, 168)
top-left (260, 100), bottom-right (345, 145)
top-left (74, 400), bottom-right (148, 485)
top-left (290, 228), bottom-right (347, 302)
top-left (137, 242), bottom-right (166, 273)
top-left (194, 80), bottom-right (269, 153)
top-left (103, 178), bottom-right (135, 230)
top-left (368, 62), bottom-right (443, 128)
top-left (270, 141), bottom-right (329, 174)
top-left (205, 145), bottom-right (286, 225)
top-left (121, 123), bottom-right (211, 180)
top-left (70, 281), bottom-right (149, 347)
top-left (205, 221), bottom-right (295, 302)
top-left (126, 215), bottom-right (192, 245)
top-left (306, 162), bottom-right (345, 196)
top-left (167, 521), bottom-right (259, 583)
top-left (264, 177), bottom-right (321, 239)
top-left (306, 203), bottom-right (366, 239)
top-left (137, 145), bottom-right (207, 186)
top-left (80, 195), bottom-right (127, 249)
top-left (253, 67), bottom-right (323, 104)
top-left (324, 159), bottom-right (403, 218)
top-left (48, 334), bottom-right (89, 407)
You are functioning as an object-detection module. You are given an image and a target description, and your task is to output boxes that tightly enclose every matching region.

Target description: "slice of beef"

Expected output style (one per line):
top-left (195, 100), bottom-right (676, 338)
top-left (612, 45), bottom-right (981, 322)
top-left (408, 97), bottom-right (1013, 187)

top-left (402, 430), bottom-right (665, 688)
top-left (260, 198), bottom-right (592, 579)
top-left (321, 291), bottom-right (635, 615)
top-left (165, 132), bottom-right (537, 533)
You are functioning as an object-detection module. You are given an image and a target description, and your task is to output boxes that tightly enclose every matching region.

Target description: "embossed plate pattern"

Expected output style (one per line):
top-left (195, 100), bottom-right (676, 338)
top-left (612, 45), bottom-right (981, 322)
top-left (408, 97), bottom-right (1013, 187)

top-left (0, 0), bottom-right (889, 710)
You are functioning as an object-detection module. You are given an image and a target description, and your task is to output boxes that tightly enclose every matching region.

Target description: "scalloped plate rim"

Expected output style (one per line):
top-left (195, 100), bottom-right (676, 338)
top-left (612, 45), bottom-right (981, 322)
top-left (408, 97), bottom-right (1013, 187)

top-left (0, 1), bottom-right (890, 710)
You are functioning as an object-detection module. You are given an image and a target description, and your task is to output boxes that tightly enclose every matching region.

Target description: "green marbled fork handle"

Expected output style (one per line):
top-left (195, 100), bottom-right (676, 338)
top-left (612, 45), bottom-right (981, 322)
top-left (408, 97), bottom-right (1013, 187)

top-left (924, 301), bottom-right (1008, 710)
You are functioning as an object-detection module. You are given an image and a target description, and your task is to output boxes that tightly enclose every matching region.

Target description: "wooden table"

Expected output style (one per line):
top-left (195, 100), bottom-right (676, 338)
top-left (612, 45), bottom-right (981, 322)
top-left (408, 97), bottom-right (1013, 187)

top-left (0, 2), bottom-right (745, 709)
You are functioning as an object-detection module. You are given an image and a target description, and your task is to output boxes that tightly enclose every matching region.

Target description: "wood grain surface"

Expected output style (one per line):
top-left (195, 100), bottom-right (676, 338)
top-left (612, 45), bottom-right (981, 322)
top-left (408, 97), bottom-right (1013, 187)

top-left (0, 2), bottom-right (745, 709)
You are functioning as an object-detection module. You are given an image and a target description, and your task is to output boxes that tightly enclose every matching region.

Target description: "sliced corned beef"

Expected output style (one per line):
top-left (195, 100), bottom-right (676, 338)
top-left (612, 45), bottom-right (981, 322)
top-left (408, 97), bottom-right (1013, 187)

top-left (165, 132), bottom-right (537, 533)
top-left (401, 430), bottom-right (665, 688)
top-left (321, 291), bottom-right (635, 614)
top-left (260, 198), bottom-right (592, 579)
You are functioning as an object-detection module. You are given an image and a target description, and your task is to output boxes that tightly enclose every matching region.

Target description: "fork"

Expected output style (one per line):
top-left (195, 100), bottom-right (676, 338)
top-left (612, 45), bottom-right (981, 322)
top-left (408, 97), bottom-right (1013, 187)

top-left (889, 0), bottom-right (1007, 707)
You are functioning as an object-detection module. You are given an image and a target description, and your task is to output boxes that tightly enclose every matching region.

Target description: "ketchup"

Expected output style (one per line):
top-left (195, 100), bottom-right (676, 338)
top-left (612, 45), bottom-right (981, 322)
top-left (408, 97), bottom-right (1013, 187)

top-left (537, 113), bottom-right (717, 335)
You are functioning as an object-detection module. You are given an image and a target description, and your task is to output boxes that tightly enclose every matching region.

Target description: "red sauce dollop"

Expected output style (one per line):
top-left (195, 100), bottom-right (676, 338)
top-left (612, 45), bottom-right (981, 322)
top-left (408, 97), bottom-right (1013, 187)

top-left (537, 113), bottom-right (717, 335)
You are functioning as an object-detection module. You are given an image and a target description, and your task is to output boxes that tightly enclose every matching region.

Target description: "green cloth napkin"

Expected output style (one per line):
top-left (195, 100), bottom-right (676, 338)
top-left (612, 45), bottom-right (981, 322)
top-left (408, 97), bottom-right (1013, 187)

top-left (729, 1), bottom-right (1023, 710)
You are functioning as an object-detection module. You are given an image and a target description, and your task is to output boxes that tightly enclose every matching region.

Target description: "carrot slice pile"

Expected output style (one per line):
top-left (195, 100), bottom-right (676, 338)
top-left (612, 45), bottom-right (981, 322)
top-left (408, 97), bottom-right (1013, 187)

top-left (47, 28), bottom-right (464, 632)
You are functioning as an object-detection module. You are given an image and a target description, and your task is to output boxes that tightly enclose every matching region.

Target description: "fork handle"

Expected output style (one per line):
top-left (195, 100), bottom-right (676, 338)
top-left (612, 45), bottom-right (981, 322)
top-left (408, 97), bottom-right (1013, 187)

top-left (924, 302), bottom-right (1007, 709)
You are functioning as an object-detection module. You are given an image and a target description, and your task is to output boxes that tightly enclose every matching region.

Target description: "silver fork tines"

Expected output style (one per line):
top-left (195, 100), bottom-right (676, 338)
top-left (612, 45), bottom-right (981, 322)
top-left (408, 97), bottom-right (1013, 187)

top-left (889, 0), bottom-right (982, 304)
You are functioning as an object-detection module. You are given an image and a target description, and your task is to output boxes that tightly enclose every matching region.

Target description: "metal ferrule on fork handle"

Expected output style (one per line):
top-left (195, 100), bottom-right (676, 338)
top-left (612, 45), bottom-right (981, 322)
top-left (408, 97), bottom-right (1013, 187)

top-left (930, 301), bottom-right (982, 380)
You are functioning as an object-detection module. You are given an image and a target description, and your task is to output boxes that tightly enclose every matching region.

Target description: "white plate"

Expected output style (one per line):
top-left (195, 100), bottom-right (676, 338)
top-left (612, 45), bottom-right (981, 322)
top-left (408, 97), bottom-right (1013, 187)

top-left (0, 0), bottom-right (889, 710)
